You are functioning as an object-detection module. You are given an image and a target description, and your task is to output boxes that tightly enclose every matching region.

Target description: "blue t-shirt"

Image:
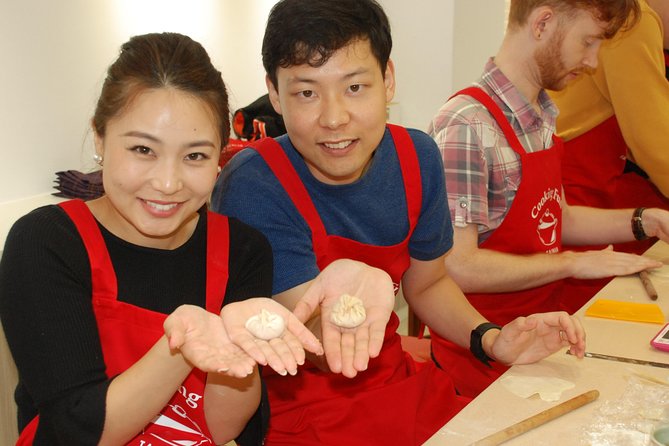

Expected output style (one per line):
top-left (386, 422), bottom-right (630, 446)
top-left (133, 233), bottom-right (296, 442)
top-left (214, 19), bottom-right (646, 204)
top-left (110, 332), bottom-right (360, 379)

top-left (211, 126), bottom-right (453, 294)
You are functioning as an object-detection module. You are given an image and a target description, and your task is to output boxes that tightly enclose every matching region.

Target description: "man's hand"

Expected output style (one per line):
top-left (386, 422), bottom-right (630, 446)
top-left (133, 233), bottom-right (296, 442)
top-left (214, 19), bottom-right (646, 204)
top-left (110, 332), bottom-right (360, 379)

top-left (292, 259), bottom-right (395, 378)
top-left (489, 311), bottom-right (586, 365)
top-left (565, 245), bottom-right (662, 279)
top-left (641, 208), bottom-right (669, 242)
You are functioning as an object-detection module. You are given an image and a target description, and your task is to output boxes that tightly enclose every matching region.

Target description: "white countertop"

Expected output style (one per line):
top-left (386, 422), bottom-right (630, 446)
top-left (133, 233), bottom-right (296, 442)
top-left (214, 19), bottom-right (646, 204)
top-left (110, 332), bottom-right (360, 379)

top-left (425, 240), bottom-right (669, 445)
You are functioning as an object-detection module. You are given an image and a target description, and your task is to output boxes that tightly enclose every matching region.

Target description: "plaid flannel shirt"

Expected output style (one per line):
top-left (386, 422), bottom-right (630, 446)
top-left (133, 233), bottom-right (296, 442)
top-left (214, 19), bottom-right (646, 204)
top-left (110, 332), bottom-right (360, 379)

top-left (428, 58), bottom-right (559, 241)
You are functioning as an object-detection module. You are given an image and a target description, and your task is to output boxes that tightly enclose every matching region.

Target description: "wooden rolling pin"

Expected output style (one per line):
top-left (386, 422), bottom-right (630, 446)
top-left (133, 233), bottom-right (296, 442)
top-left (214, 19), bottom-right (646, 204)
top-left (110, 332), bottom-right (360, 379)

top-left (470, 389), bottom-right (599, 446)
top-left (640, 270), bottom-right (659, 300)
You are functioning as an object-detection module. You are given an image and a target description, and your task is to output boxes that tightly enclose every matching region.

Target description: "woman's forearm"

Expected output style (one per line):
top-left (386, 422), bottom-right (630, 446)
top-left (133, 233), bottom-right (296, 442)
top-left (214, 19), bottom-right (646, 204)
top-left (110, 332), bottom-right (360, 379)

top-left (204, 368), bottom-right (261, 444)
top-left (100, 336), bottom-right (192, 445)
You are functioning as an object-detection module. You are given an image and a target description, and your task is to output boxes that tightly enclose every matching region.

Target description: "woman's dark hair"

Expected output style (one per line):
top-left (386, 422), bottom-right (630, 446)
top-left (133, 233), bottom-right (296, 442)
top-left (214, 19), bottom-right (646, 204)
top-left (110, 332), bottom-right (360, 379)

top-left (262, 0), bottom-right (392, 88)
top-left (93, 32), bottom-right (230, 148)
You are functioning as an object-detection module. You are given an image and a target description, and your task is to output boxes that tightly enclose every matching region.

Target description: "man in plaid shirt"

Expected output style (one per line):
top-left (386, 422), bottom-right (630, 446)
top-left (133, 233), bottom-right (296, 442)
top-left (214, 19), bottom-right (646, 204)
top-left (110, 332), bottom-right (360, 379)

top-left (426, 0), bottom-right (669, 399)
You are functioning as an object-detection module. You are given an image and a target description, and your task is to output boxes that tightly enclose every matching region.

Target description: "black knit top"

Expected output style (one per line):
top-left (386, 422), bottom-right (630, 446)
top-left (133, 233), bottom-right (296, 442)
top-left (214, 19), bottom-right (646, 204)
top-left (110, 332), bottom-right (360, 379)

top-left (0, 204), bottom-right (272, 445)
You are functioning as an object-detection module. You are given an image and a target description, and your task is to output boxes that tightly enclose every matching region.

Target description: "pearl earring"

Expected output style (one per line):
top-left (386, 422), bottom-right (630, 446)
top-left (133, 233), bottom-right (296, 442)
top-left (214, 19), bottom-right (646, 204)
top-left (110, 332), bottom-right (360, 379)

top-left (217, 165), bottom-right (222, 174)
top-left (93, 153), bottom-right (103, 165)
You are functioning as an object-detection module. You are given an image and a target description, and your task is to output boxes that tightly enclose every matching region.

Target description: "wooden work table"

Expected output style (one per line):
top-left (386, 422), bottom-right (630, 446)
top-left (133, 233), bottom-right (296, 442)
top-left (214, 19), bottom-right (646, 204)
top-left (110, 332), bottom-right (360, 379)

top-left (425, 241), bottom-right (669, 445)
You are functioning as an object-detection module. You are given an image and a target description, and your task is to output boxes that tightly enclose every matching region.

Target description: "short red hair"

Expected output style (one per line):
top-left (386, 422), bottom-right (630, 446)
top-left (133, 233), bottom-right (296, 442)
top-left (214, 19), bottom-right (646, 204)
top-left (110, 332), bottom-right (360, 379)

top-left (508, 0), bottom-right (640, 38)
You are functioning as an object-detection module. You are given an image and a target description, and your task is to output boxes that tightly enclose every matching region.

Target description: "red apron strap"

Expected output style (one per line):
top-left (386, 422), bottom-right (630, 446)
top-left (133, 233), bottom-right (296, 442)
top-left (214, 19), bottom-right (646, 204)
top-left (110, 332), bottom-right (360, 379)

top-left (15, 414), bottom-right (39, 445)
top-left (205, 211), bottom-right (229, 313)
top-left (58, 199), bottom-right (117, 301)
top-left (19, 200), bottom-right (117, 444)
top-left (251, 137), bottom-right (328, 241)
top-left (387, 124), bottom-right (422, 230)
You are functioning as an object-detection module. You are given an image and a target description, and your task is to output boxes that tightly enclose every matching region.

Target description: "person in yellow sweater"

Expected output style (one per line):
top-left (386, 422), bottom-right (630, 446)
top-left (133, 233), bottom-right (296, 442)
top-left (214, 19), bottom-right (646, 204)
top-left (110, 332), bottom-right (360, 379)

top-left (550, 0), bottom-right (669, 312)
top-left (551, 0), bottom-right (669, 223)
top-left (656, 0), bottom-right (669, 73)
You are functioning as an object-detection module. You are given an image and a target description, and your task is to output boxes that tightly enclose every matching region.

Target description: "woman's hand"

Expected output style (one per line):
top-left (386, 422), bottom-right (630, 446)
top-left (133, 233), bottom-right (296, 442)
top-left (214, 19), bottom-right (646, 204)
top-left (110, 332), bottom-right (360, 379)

top-left (163, 304), bottom-right (256, 378)
top-left (220, 297), bottom-right (323, 376)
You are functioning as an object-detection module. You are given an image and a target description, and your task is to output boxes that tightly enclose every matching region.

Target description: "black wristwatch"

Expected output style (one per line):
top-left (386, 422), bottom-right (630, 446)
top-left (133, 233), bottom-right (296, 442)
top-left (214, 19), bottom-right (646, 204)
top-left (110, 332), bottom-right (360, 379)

top-left (631, 207), bottom-right (649, 241)
top-left (470, 322), bottom-right (502, 367)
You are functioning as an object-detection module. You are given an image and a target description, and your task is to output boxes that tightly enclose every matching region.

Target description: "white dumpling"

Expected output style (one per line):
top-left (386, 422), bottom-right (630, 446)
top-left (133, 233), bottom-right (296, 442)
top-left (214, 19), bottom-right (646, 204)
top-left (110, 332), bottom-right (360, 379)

top-left (330, 294), bottom-right (366, 328)
top-left (245, 309), bottom-right (286, 340)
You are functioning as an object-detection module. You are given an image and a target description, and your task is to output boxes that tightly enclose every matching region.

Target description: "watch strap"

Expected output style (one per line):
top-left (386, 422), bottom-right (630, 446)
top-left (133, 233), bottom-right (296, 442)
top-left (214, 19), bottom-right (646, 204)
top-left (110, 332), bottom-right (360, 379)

top-left (632, 207), bottom-right (649, 241)
top-left (470, 322), bottom-right (501, 367)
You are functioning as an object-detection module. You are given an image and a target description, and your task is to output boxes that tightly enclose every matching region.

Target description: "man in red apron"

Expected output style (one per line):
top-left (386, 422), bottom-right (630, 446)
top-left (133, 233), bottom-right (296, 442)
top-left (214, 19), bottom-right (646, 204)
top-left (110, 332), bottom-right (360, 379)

top-left (213, 1), bottom-right (588, 444)
top-left (428, 0), bottom-right (669, 398)
top-left (246, 126), bottom-right (468, 445)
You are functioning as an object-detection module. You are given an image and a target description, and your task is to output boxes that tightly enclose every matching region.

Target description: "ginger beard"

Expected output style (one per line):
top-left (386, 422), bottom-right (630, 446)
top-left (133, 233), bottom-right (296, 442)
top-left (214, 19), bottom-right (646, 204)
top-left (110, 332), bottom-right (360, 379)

top-left (534, 25), bottom-right (585, 92)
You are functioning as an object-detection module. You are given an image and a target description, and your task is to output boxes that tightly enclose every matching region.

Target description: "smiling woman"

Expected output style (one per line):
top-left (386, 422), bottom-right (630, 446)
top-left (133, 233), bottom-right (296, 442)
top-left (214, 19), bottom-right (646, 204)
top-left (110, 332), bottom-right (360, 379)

top-left (0, 32), bottom-right (323, 446)
top-left (91, 88), bottom-right (222, 249)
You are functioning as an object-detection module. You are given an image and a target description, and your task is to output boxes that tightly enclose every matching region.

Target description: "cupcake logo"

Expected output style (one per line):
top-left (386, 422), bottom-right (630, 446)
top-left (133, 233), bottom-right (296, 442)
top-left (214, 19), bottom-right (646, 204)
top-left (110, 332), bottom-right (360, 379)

top-left (536, 209), bottom-right (558, 246)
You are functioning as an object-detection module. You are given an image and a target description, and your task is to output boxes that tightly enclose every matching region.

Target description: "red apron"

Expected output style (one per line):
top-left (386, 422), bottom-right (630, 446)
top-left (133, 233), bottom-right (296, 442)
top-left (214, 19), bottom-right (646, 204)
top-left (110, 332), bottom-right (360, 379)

top-left (252, 125), bottom-right (468, 446)
top-left (562, 73), bottom-right (669, 304)
top-left (17, 199), bottom-right (229, 445)
top-left (559, 115), bottom-right (663, 309)
top-left (562, 44), bottom-right (669, 213)
top-left (561, 50), bottom-right (669, 258)
top-left (558, 49), bottom-right (669, 306)
top-left (430, 87), bottom-right (565, 398)
top-left (562, 115), bottom-right (669, 214)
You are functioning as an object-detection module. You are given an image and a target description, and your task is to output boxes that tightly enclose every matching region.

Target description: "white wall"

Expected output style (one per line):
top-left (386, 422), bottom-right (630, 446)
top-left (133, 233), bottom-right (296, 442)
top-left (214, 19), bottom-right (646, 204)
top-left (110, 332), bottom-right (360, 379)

top-left (381, 0), bottom-right (455, 131)
top-left (383, 0), bottom-right (505, 130)
top-left (0, 0), bottom-right (276, 205)
top-left (452, 1), bottom-right (507, 92)
top-left (0, 0), bottom-right (505, 225)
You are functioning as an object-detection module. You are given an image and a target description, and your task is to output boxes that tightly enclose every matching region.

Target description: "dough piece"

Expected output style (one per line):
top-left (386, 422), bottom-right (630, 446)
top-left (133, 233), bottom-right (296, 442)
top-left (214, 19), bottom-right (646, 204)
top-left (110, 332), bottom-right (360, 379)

top-left (500, 375), bottom-right (575, 402)
top-left (245, 309), bottom-right (286, 340)
top-left (330, 294), bottom-right (366, 328)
